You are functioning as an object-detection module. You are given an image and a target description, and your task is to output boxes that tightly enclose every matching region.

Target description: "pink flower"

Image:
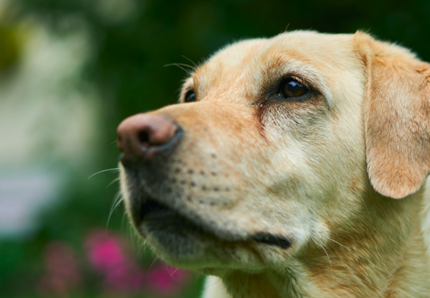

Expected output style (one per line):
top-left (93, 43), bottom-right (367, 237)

top-left (87, 236), bottom-right (125, 272)
top-left (38, 242), bottom-right (81, 296)
top-left (85, 229), bottom-right (145, 294)
top-left (145, 265), bottom-right (191, 297)
top-left (37, 229), bottom-right (193, 297)
top-left (85, 229), bottom-right (193, 296)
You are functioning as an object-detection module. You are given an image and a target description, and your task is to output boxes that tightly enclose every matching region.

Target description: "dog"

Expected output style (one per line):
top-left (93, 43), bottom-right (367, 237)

top-left (117, 31), bottom-right (430, 298)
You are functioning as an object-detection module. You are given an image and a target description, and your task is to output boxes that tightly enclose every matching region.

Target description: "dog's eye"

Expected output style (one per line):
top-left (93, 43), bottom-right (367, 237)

top-left (279, 78), bottom-right (309, 99)
top-left (184, 89), bottom-right (197, 103)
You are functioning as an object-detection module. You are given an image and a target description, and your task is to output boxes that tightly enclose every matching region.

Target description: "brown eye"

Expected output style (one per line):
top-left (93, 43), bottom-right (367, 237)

top-left (279, 78), bottom-right (309, 99)
top-left (184, 89), bottom-right (196, 103)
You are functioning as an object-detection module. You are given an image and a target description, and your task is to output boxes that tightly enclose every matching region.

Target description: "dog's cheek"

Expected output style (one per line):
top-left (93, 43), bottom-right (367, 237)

top-left (260, 100), bottom-right (328, 145)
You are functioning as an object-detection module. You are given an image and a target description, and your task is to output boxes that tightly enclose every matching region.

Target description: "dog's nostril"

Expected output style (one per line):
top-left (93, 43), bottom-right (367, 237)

top-left (138, 130), bottom-right (150, 144)
top-left (117, 113), bottom-right (182, 163)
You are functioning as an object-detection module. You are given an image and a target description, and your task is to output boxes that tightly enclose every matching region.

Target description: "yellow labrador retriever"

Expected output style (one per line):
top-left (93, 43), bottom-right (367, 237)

top-left (117, 31), bottom-right (430, 298)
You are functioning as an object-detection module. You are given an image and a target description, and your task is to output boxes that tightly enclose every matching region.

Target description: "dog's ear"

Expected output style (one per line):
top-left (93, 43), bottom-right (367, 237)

top-left (355, 32), bottom-right (430, 199)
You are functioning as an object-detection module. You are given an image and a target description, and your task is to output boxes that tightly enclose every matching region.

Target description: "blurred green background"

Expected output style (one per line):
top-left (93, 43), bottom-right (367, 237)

top-left (1, 0), bottom-right (430, 297)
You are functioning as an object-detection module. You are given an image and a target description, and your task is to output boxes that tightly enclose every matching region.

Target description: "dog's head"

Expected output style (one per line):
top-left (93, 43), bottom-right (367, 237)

top-left (117, 31), bottom-right (430, 275)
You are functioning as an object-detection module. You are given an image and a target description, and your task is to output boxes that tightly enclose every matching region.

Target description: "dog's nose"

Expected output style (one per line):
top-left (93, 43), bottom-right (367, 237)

top-left (117, 113), bottom-right (181, 164)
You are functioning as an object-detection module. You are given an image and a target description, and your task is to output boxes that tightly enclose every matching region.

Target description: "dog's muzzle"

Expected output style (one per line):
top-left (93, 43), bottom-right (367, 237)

top-left (117, 112), bottom-right (292, 251)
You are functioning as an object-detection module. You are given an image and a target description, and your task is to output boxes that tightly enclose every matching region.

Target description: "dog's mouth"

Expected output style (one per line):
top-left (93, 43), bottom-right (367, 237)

top-left (134, 197), bottom-right (292, 249)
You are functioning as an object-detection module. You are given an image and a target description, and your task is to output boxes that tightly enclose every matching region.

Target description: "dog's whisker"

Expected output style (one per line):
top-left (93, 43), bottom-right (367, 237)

top-left (327, 238), bottom-right (349, 250)
top-left (169, 267), bottom-right (180, 277)
top-left (148, 255), bottom-right (159, 271)
top-left (358, 195), bottom-right (370, 216)
top-left (137, 240), bottom-right (146, 258)
top-left (321, 245), bottom-right (334, 277)
top-left (327, 237), bottom-right (363, 261)
top-left (121, 211), bottom-right (128, 231)
top-left (313, 239), bottom-right (334, 277)
top-left (127, 222), bottom-right (135, 248)
top-left (88, 168), bottom-right (119, 180)
top-left (165, 62), bottom-right (195, 69)
top-left (181, 55), bottom-right (198, 68)
top-left (127, 219), bottom-right (139, 253)
top-left (164, 63), bottom-right (194, 74)
top-left (122, 213), bottom-right (138, 252)
top-left (111, 191), bottom-right (123, 208)
top-left (106, 192), bottom-right (123, 228)
top-left (130, 226), bottom-right (144, 257)
top-left (106, 177), bottom-right (120, 188)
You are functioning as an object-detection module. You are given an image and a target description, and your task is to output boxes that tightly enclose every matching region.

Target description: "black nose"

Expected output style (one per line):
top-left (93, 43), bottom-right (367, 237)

top-left (117, 113), bottom-right (181, 164)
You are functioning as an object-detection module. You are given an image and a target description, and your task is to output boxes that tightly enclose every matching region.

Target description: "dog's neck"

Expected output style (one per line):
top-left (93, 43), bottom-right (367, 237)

top-left (219, 190), bottom-right (430, 298)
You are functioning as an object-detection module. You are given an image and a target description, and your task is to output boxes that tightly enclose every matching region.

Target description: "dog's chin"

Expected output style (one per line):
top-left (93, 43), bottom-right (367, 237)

top-left (129, 198), bottom-right (229, 269)
top-left (139, 216), bottom-right (228, 269)
top-left (136, 199), bottom-right (217, 261)
top-left (128, 197), bottom-right (293, 270)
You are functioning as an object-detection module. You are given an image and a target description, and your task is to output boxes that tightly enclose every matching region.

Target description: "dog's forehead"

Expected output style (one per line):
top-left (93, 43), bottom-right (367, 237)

top-left (212, 31), bottom-right (354, 65)
top-left (204, 38), bottom-right (267, 70)
top-left (191, 31), bottom-right (359, 102)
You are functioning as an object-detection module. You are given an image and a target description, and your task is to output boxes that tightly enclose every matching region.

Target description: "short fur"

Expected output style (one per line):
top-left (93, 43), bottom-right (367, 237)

top-left (119, 31), bottom-right (430, 298)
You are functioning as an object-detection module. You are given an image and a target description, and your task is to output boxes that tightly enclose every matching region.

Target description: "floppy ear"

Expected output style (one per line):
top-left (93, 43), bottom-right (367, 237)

top-left (356, 32), bottom-right (430, 199)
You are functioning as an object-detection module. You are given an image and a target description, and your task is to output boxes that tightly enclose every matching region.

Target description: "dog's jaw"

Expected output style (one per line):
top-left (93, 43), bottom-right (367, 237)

top-left (203, 190), bottom-right (430, 298)
top-left (119, 161), bottom-right (317, 271)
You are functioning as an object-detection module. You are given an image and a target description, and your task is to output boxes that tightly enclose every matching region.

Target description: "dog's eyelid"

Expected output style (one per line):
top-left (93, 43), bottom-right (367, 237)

top-left (179, 83), bottom-right (195, 103)
top-left (183, 88), bottom-right (197, 103)
top-left (260, 73), bottom-right (314, 98)
top-left (278, 77), bottom-right (310, 99)
top-left (280, 73), bottom-right (315, 91)
top-left (276, 74), bottom-right (330, 108)
top-left (179, 76), bottom-right (196, 102)
top-left (262, 60), bottom-right (330, 102)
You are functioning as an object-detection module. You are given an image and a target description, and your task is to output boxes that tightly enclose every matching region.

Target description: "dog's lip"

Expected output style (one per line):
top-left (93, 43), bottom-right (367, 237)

top-left (135, 197), bottom-right (292, 249)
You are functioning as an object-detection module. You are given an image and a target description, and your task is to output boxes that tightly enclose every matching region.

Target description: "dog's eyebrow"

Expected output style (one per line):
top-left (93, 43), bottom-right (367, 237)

top-left (179, 77), bottom-right (195, 102)
top-left (260, 55), bottom-right (333, 109)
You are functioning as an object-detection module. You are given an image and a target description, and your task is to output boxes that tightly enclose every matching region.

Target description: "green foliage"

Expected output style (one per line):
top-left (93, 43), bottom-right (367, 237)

top-left (15, 0), bottom-right (430, 123)
top-left (0, 25), bottom-right (22, 72)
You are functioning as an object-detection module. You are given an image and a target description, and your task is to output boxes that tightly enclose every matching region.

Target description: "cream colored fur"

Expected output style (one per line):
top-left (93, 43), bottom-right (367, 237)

top-left (120, 31), bottom-right (430, 298)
